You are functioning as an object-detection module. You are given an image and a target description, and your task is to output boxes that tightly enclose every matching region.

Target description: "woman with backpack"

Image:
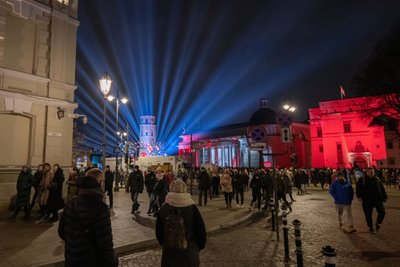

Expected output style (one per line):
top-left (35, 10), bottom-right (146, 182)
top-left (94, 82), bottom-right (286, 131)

top-left (156, 179), bottom-right (206, 267)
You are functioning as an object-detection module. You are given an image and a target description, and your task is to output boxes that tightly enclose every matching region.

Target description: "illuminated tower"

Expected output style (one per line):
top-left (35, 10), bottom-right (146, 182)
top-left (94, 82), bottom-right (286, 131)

top-left (139, 115), bottom-right (157, 157)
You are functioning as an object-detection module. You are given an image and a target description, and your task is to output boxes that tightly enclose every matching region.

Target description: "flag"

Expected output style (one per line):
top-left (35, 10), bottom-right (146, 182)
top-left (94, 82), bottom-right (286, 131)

top-left (340, 85), bottom-right (346, 99)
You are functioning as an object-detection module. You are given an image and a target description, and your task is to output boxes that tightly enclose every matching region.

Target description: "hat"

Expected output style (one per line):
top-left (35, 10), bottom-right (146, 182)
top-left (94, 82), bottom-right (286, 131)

top-left (169, 179), bottom-right (187, 193)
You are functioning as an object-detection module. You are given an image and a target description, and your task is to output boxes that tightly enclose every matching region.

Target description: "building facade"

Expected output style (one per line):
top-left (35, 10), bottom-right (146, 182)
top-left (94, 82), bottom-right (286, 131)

top-left (139, 115), bottom-right (157, 156)
top-left (178, 99), bottom-right (311, 169)
top-left (0, 0), bottom-right (79, 210)
top-left (309, 96), bottom-right (399, 169)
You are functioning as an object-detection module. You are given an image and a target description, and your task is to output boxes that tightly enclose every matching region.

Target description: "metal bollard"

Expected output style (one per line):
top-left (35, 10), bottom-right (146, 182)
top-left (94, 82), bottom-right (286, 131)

top-left (292, 219), bottom-right (304, 267)
top-left (270, 197), bottom-right (275, 231)
top-left (322, 246), bottom-right (336, 267)
top-left (281, 203), bottom-right (290, 262)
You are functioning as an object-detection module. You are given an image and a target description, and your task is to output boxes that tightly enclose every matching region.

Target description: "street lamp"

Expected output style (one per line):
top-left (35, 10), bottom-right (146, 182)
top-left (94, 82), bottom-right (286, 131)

top-left (283, 104), bottom-right (296, 112)
top-left (99, 73), bottom-right (112, 171)
top-left (108, 91), bottom-right (129, 191)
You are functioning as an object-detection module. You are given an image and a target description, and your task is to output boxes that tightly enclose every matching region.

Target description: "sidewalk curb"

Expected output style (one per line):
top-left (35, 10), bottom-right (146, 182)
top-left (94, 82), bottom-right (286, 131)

top-left (39, 210), bottom-right (254, 267)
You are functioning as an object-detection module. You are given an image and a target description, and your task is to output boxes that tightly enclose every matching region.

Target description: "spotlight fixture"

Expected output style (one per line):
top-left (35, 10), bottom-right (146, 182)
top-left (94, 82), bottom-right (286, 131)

top-left (57, 107), bottom-right (65, 119)
top-left (56, 0), bottom-right (70, 9)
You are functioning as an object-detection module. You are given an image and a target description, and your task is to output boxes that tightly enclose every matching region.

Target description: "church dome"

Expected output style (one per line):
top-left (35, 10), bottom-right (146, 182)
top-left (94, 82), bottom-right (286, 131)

top-left (249, 98), bottom-right (277, 125)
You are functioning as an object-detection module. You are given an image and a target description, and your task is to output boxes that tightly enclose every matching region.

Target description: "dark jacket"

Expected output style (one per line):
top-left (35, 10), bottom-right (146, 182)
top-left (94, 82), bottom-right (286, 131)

top-left (250, 176), bottom-right (263, 195)
top-left (33, 170), bottom-right (42, 190)
top-left (356, 175), bottom-right (387, 203)
top-left (105, 170), bottom-right (114, 190)
top-left (16, 167), bottom-right (34, 207)
top-left (262, 171), bottom-right (273, 193)
top-left (197, 170), bottom-right (210, 190)
top-left (128, 170), bottom-right (144, 193)
top-left (156, 203), bottom-right (206, 267)
top-left (145, 172), bottom-right (156, 193)
top-left (58, 177), bottom-right (117, 267)
top-left (235, 174), bottom-right (247, 191)
top-left (47, 167), bottom-right (65, 211)
top-left (154, 175), bottom-right (169, 204)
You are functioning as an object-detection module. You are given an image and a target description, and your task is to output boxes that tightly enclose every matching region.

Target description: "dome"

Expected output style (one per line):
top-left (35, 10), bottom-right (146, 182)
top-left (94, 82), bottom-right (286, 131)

top-left (249, 108), bottom-right (277, 125)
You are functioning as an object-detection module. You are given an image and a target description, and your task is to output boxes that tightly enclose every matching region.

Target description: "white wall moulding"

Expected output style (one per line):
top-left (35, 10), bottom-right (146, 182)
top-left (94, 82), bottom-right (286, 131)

top-left (4, 0), bottom-right (51, 20)
top-left (0, 89), bottom-right (78, 109)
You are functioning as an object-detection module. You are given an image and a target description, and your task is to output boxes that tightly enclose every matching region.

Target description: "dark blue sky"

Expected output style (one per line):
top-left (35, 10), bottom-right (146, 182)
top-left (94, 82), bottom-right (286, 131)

top-left (75, 0), bottom-right (400, 154)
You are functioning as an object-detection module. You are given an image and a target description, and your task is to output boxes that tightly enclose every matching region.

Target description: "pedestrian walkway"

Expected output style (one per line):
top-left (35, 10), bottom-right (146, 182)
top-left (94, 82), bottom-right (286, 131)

top-left (0, 190), bottom-right (253, 267)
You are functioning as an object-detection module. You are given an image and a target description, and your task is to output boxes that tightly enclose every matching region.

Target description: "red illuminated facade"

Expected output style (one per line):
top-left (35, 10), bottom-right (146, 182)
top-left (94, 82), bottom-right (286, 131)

top-left (178, 99), bottom-right (311, 169)
top-left (309, 96), bottom-right (400, 169)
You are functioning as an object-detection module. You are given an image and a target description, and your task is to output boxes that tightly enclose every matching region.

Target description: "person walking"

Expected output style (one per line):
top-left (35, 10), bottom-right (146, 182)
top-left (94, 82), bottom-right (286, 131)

top-left (210, 170), bottom-right (220, 198)
top-left (30, 164), bottom-right (43, 211)
top-left (282, 170), bottom-right (295, 203)
top-left (145, 168), bottom-right (156, 214)
top-left (156, 179), bottom-right (206, 267)
top-left (329, 171), bottom-right (356, 233)
top-left (9, 164), bottom-right (34, 220)
top-left (277, 174), bottom-right (292, 212)
top-left (235, 170), bottom-right (246, 208)
top-left (58, 174), bottom-right (118, 267)
top-left (104, 165), bottom-right (114, 209)
top-left (197, 167), bottom-right (210, 206)
top-left (128, 165), bottom-right (144, 214)
top-left (220, 169), bottom-right (233, 208)
top-left (151, 167), bottom-right (168, 216)
top-left (45, 164), bottom-right (65, 222)
top-left (356, 168), bottom-right (388, 233)
top-left (250, 170), bottom-right (263, 211)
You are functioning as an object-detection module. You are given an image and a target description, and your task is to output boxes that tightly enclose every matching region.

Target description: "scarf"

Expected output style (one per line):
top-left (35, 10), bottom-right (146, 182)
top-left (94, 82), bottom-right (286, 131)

top-left (165, 192), bottom-right (194, 207)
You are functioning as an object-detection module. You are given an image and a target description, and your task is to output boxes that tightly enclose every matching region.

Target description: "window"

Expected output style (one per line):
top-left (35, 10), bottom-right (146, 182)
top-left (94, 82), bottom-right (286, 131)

top-left (337, 143), bottom-right (343, 164)
top-left (387, 142), bottom-right (393, 149)
top-left (317, 127), bottom-right (322, 138)
top-left (388, 157), bottom-right (395, 165)
top-left (343, 122), bottom-right (351, 133)
top-left (319, 145), bottom-right (324, 153)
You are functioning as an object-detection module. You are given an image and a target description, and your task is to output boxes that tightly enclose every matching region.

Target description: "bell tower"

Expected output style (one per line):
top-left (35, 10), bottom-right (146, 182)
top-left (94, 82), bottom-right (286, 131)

top-left (139, 115), bottom-right (156, 156)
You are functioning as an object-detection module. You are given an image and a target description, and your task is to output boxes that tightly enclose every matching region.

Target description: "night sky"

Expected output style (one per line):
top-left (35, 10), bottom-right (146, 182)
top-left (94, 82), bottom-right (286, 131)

top-left (75, 0), bottom-right (400, 154)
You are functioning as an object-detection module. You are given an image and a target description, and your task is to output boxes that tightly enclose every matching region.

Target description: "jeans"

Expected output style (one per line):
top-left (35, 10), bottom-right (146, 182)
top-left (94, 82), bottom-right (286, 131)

top-left (235, 189), bottom-right (244, 205)
top-left (198, 189), bottom-right (208, 205)
top-left (362, 201), bottom-right (386, 228)
top-left (130, 191), bottom-right (140, 212)
top-left (224, 192), bottom-right (232, 207)
top-left (335, 204), bottom-right (354, 229)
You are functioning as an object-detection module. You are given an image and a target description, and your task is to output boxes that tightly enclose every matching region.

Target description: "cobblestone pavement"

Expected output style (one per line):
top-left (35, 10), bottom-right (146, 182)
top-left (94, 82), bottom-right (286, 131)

top-left (119, 189), bottom-right (400, 267)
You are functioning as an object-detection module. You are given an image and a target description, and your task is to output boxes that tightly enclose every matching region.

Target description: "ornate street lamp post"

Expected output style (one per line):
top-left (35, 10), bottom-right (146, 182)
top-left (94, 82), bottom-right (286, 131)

top-left (99, 73), bottom-right (112, 171)
top-left (107, 91), bottom-right (128, 191)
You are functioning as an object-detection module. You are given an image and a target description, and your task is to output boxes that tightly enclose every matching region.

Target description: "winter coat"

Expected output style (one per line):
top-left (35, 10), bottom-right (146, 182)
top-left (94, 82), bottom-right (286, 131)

top-left (33, 170), bottom-right (42, 190)
top-left (145, 172), bottom-right (156, 193)
top-left (154, 175), bottom-right (169, 204)
top-left (282, 175), bottom-right (292, 193)
top-left (329, 179), bottom-right (354, 205)
top-left (128, 170), bottom-right (144, 193)
top-left (235, 174), bottom-right (247, 191)
top-left (47, 167), bottom-right (65, 212)
top-left (277, 177), bottom-right (287, 194)
top-left (250, 177), bottom-right (263, 195)
top-left (15, 167), bottom-right (34, 207)
top-left (104, 170), bottom-right (114, 190)
top-left (58, 177), bottom-right (117, 267)
top-left (262, 172), bottom-right (273, 193)
top-left (38, 169), bottom-right (54, 206)
top-left (156, 202), bottom-right (206, 267)
top-left (220, 174), bottom-right (233, 193)
top-left (197, 171), bottom-right (210, 190)
top-left (294, 173), bottom-right (302, 189)
top-left (356, 175), bottom-right (387, 203)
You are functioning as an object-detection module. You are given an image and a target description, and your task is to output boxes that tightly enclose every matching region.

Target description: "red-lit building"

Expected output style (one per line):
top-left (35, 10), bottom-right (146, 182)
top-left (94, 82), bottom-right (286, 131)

top-left (178, 99), bottom-right (311, 168)
top-left (309, 96), bottom-right (400, 169)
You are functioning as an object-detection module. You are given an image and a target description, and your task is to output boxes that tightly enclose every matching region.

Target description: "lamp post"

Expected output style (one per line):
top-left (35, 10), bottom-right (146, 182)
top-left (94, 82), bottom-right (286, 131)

top-left (99, 73), bottom-right (112, 171)
top-left (107, 91), bottom-right (128, 191)
top-left (282, 104), bottom-right (296, 167)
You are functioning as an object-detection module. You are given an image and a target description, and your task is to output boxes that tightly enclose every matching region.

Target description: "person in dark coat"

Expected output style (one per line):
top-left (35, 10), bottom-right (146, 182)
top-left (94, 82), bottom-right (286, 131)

top-left (156, 179), bottom-right (206, 267)
top-left (250, 171), bottom-right (263, 211)
top-left (9, 164), bottom-right (34, 220)
top-left (104, 166), bottom-right (114, 209)
top-left (210, 171), bottom-right (220, 198)
top-left (234, 170), bottom-right (246, 208)
top-left (151, 168), bottom-right (168, 216)
top-left (145, 169), bottom-right (156, 214)
top-left (128, 165), bottom-right (144, 213)
top-left (58, 175), bottom-right (118, 267)
top-left (46, 164), bottom-right (65, 222)
top-left (261, 169), bottom-right (273, 209)
top-left (277, 174), bottom-right (292, 211)
top-left (197, 168), bottom-right (210, 206)
top-left (356, 168), bottom-right (388, 233)
top-left (30, 164), bottom-right (43, 211)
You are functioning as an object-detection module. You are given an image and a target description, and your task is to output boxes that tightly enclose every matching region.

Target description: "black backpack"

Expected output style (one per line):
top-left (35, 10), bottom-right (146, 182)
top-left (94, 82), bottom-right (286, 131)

top-left (163, 207), bottom-right (188, 250)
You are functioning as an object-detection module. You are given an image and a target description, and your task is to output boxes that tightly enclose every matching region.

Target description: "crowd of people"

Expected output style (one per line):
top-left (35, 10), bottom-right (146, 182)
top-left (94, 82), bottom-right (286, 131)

top-left (8, 162), bottom-right (398, 266)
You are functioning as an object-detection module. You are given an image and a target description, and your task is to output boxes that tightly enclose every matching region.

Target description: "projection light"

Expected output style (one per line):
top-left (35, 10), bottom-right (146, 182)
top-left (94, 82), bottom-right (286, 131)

top-left (68, 113), bottom-right (88, 124)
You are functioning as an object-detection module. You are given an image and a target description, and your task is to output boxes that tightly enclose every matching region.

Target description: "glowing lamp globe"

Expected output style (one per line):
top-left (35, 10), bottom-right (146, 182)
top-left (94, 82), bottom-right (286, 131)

top-left (99, 73), bottom-right (112, 96)
top-left (121, 97), bottom-right (129, 104)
